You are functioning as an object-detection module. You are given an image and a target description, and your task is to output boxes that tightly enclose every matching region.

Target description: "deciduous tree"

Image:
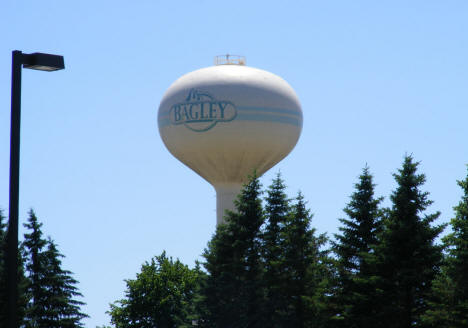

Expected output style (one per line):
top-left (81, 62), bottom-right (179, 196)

top-left (109, 251), bottom-right (199, 328)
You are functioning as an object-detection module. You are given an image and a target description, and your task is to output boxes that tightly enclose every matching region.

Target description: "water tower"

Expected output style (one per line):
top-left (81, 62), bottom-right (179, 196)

top-left (158, 55), bottom-right (302, 225)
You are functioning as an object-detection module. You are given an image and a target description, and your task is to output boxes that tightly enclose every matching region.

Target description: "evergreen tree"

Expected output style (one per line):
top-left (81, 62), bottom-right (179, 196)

top-left (0, 209), bottom-right (7, 325)
top-left (0, 209), bottom-right (29, 327)
top-left (444, 167), bottom-right (468, 326)
top-left (332, 166), bottom-right (383, 328)
top-left (187, 261), bottom-right (208, 327)
top-left (420, 268), bottom-right (454, 328)
top-left (23, 209), bottom-right (49, 327)
top-left (17, 239), bottom-right (30, 327)
top-left (283, 192), bottom-right (330, 328)
top-left (377, 155), bottom-right (444, 328)
top-left (202, 173), bottom-right (264, 327)
top-left (23, 210), bottom-right (87, 327)
top-left (422, 167), bottom-right (468, 327)
top-left (109, 251), bottom-right (199, 328)
top-left (200, 222), bottom-right (237, 327)
top-left (262, 173), bottom-right (290, 327)
top-left (41, 238), bottom-right (88, 327)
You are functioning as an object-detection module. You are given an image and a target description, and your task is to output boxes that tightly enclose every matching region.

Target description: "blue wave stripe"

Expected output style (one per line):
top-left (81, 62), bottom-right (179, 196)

top-left (158, 106), bottom-right (302, 128)
top-left (158, 106), bottom-right (301, 119)
top-left (236, 113), bottom-right (302, 127)
top-left (237, 106), bottom-right (302, 117)
top-left (159, 114), bottom-right (301, 127)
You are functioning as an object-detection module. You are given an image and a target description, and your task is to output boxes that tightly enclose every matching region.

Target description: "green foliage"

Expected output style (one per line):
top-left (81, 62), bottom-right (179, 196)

top-left (108, 251), bottom-right (200, 328)
top-left (202, 173), bottom-right (265, 327)
top-left (0, 209), bottom-right (7, 325)
top-left (444, 167), bottom-right (468, 326)
top-left (41, 238), bottom-right (88, 327)
top-left (0, 209), bottom-right (29, 327)
top-left (102, 160), bottom-right (455, 327)
top-left (201, 173), bottom-right (332, 328)
top-left (23, 209), bottom-right (49, 327)
top-left (23, 209), bottom-right (87, 328)
top-left (421, 269), bottom-right (455, 328)
top-left (376, 155), bottom-right (445, 328)
top-left (262, 173), bottom-right (290, 327)
top-left (187, 261), bottom-right (208, 326)
top-left (332, 166), bottom-right (384, 328)
top-left (422, 166), bottom-right (468, 327)
top-left (283, 192), bottom-right (331, 328)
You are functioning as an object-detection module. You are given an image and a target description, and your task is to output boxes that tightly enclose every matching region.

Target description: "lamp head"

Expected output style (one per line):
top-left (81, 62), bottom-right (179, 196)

top-left (22, 52), bottom-right (65, 71)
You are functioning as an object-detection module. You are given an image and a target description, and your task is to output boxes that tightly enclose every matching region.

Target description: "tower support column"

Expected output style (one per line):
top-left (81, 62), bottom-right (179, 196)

top-left (214, 183), bottom-right (243, 225)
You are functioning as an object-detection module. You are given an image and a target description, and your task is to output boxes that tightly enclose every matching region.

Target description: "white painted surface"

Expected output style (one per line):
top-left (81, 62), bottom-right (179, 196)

top-left (158, 64), bottom-right (302, 224)
top-left (215, 183), bottom-right (243, 225)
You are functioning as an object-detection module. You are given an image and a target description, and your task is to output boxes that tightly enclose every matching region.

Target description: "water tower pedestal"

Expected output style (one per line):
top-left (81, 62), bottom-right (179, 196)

top-left (215, 183), bottom-right (243, 225)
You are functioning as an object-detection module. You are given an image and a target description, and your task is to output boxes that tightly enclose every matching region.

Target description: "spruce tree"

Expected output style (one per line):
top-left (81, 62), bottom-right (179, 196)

top-left (332, 166), bottom-right (383, 328)
top-left (188, 261), bottom-right (208, 327)
top-left (42, 238), bottom-right (88, 327)
top-left (377, 155), bottom-right (444, 328)
top-left (202, 173), bottom-right (264, 327)
top-left (201, 222), bottom-right (238, 327)
top-left (23, 210), bottom-right (87, 327)
top-left (444, 167), bottom-right (468, 326)
top-left (420, 268), bottom-right (454, 328)
top-left (262, 173), bottom-right (290, 327)
top-left (284, 192), bottom-right (330, 328)
top-left (423, 167), bottom-right (468, 327)
top-left (0, 209), bottom-right (29, 327)
top-left (0, 209), bottom-right (7, 325)
top-left (23, 209), bottom-right (49, 327)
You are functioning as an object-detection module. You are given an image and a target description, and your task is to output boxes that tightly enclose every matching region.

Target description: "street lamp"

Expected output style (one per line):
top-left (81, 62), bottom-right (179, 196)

top-left (6, 50), bottom-right (65, 328)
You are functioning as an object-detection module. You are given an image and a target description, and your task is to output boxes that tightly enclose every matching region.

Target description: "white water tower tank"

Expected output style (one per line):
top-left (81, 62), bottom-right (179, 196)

top-left (158, 55), bottom-right (302, 225)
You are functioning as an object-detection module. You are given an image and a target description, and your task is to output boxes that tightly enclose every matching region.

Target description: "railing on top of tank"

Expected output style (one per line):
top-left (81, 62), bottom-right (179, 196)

top-left (214, 55), bottom-right (246, 66)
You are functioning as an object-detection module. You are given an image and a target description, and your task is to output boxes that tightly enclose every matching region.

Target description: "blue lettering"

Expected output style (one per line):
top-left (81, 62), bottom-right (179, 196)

top-left (173, 105), bottom-right (181, 121)
top-left (209, 102), bottom-right (217, 119)
top-left (189, 104), bottom-right (199, 120)
top-left (182, 105), bottom-right (190, 121)
top-left (218, 102), bottom-right (227, 119)
top-left (171, 93), bottom-right (235, 131)
top-left (200, 102), bottom-right (207, 119)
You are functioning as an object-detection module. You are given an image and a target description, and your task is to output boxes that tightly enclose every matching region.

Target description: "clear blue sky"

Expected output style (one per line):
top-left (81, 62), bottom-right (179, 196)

top-left (1, 1), bottom-right (467, 327)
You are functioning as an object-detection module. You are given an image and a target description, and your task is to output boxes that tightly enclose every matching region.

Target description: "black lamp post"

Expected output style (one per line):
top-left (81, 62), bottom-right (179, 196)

top-left (6, 50), bottom-right (64, 328)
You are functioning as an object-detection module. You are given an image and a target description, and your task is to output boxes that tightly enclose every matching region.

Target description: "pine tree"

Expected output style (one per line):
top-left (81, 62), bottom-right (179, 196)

top-left (377, 155), bottom-right (444, 328)
top-left (422, 167), bottom-right (468, 327)
top-left (202, 173), bottom-right (264, 327)
top-left (444, 167), bottom-right (468, 326)
top-left (42, 238), bottom-right (88, 327)
top-left (201, 222), bottom-right (238, 327)
top-left (262, 173), bottom-right (290, 327)
top-left (23, 209), bottom-right (49, 327)
top-left (187, 261), bottom-right (208, 327)
top-left (420, 268), bottom-right (454, 328)
top-left (0, 209), bottom-right (29, 327)
top-left (0, 209), bottom-right (7, 325)
top-left (23, 210), bottom-right (87, 327)
top-left (332, 166), bottom-right (383, 328)
top-left (284, 192), bottom-right (330, 328)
